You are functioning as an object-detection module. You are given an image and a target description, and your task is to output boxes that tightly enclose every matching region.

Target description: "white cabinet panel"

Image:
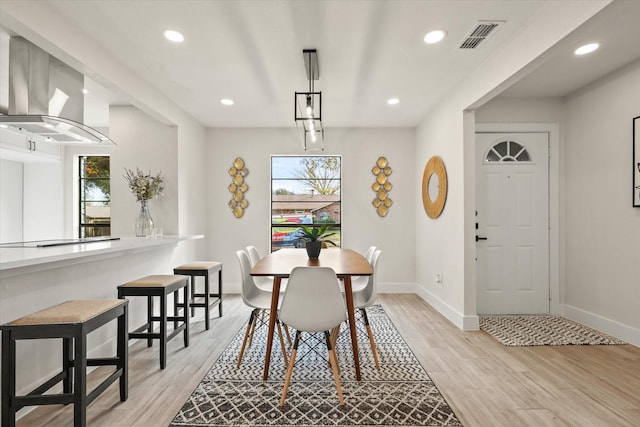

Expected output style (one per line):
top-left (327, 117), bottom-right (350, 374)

top-left (0, 128), bottom-right (60, 161)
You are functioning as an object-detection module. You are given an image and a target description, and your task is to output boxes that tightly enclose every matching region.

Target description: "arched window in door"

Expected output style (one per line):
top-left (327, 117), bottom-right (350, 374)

top-left (484, 140), bottom-right (532, 162)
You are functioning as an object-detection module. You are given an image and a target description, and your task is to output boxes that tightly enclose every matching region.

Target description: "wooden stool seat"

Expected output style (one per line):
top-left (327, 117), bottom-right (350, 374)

top-left (118, 275), bottom-right (189, 369)
top-left (173, 262), bottom-right (223, 330)
top-left (7, 299), bottom-right (126, 325)
top-left (1, 299), bottom-right (128, 427)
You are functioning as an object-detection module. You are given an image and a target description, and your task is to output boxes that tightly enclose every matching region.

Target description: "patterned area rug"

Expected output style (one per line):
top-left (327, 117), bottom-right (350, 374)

top-left (170, 305), bottom-right (461, 426)
top-left (480, 315), bottom-right (627, 346)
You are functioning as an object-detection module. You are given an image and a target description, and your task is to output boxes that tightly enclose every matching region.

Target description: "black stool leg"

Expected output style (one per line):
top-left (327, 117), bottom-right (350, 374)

top-left (204, 273), bottom-right (210, 330)
top-left (2, 330), bottom-right (16, 427)
top-left (118, 305), bottom-right (129, 401)
top-left (183, 283), bottom-right (190, 347)
top-left (73, 329), bottom-right (87, 427)
top-left (160, 293), bottom-right (167, 369)
top-left (147, 296), bottom-right (154, 347)
top-left (63, 337), bottom-right (73, 395)
top-left (218, 268), bottom-right (223, 317)
top-left (190, 277), bottom-right (196, 318)
top-left (173, 287), bottom-right (179, 330)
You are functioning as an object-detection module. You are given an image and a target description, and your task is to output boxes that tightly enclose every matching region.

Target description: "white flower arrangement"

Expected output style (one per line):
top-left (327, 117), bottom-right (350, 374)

top-left (124, 167), bottom-right (164, 201)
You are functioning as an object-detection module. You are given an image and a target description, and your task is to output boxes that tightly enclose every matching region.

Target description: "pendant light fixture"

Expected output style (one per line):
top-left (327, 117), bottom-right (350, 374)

top-left (294, 49), bottom-right (323, 151)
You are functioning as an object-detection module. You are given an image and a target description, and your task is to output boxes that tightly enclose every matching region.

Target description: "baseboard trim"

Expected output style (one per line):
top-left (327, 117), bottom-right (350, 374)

top-left (561, 304), bottom-right (639, 347)
top-left (220, 282), bottom-right (418, 294)
top-left (228, 285), bottom-right (483, 330)
top-left (416, 286), bottom-right (479, 331)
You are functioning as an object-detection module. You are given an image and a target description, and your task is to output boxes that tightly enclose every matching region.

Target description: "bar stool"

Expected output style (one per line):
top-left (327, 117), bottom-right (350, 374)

top-left (117, 275), bottom-right (189, 369)
top-left (1, 299), bottom-right (128, 427)
top-left (173, 262), bottom-right (223, 330)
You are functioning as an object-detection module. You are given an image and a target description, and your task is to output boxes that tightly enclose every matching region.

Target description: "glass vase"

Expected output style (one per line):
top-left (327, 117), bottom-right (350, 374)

top-left (134, 200), bottom-right (154, 237)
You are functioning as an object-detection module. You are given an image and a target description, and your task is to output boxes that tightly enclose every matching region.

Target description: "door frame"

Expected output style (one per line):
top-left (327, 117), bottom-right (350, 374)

top-left (475, 123), bottom-right (560, 315)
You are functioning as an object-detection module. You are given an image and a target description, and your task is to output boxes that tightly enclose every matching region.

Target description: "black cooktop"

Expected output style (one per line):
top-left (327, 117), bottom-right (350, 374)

top-left (0, 237), bottom-right (120, 248)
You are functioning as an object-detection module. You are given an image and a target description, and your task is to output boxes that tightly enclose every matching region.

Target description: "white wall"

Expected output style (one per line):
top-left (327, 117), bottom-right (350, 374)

top-left (0, 153), bottom-right (66, 243)
top-left (561, 60), bottom-right (640, 344)
top-left (175, 122), bottom-right (208, 264)
top-left (0, 1), bottom-right (210, 264)
top-left (22, 161), bottom-right (65, 241)
top-left (475, 98), bottom-right (565, 124)
top-left (472, 62), bottom-right (640, 345)
top-left (0, 159), bottom-right (22, 243)
top-left (0, 148), bottom-right (65, 243)
top-left (205, 127), bottom-right (416, 293)
top-left (109, 106), bottom-right (179, 239)
top-left (415, 103), bottom-right (469, 324)
top-left (0, 0), bottom-right (617, 337)
top-left (414, 1), bottom-right (608, 330)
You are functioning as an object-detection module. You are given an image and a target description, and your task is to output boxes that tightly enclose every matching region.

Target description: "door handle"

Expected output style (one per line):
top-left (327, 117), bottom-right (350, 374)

top-left (475, 235), bottom-right (487, 242)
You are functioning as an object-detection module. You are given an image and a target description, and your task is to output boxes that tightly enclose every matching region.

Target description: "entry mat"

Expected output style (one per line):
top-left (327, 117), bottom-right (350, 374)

top-left (480, 315), bottom-right (627, 346)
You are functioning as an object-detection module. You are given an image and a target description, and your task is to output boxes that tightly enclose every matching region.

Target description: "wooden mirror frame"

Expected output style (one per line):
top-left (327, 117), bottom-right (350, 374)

top-left (422, 156), bottom-right (447, 219)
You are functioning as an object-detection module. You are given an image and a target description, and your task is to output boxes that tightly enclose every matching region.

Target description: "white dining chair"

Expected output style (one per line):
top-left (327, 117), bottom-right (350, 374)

top-left (365, 246), bottom-right (377, 263)
top-left (245, 246), bottom-right (292, 345)
top-left (245, 245), bottom-right (262, 268)
top-left (246, 246), bottom-right (270, 290)
top-left (348, 246), bottom-right (377, 290)
top-left (246, 245), bottom-right (288, 292)
top-left (235, 250), bottom-right (289, 368)
top-left (351, 249), bottom-right (382, 369)
top-left (278, 266), bottom-right (347, 406)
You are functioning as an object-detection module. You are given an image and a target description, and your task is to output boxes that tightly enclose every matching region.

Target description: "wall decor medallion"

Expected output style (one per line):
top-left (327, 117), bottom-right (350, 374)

top-left (422, 156), bottom-right (447, 219)
top-left (633, 116), bottom-right (639, 207)
top-left (371, 156), bottom-right (393, 216)
top-left (228, 157), bottom-right (249, 218)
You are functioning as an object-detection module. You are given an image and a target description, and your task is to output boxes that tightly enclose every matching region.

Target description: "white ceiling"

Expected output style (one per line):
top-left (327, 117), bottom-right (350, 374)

top-left (499, 0), bottom-right (640, 98)
top-left (43, 0), bottom-right (546, 128)
top-left (5, 1), bottom-right (640, 129)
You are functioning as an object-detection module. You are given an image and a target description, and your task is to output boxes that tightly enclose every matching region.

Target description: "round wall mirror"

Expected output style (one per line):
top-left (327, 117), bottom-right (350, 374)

top-left (428, 173), bottom-right (439, 201)
top-left (422, 156), bottom-right (448, 219)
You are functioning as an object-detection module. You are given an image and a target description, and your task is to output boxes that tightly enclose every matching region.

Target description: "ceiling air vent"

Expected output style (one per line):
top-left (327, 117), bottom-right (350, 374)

top-left (460, 21), bottom-right (503, 49)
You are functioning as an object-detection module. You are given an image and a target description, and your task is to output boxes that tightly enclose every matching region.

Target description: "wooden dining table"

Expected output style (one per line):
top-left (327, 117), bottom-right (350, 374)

top-left (251, 248), bottom-right (373, 381)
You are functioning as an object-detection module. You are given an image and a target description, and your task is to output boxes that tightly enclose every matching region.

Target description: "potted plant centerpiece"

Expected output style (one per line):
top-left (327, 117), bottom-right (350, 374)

top-left (298, 224), bottom-right (337, 259)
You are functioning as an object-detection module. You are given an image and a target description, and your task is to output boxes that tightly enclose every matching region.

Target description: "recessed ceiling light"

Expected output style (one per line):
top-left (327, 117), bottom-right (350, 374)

top-left (220, 98), bottom-right (234, 106)
top-left (575, 42), bottom-right (599, 55)
top-left (82, 88), bottom-right (89, 94)
top-left (424, 30), bottom-right (447, 44)
top-left (387, 98), bottom-right (400, 105)
top-left (163, 29), bottom-right (184, 43)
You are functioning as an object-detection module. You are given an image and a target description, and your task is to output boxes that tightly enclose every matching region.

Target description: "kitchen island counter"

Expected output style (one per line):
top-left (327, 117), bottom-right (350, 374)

top-left (0, 235), bottom-right (203, 278)
top-left (0, 234), bottom-right (204, 402)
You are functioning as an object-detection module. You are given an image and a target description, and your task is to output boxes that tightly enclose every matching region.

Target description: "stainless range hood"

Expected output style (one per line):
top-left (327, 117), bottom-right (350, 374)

top-left (0, 36), bottom-right (115, 145)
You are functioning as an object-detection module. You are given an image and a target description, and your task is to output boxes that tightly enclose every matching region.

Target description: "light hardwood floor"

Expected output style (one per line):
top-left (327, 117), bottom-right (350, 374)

top-left (15, 294), bottom-right (640, 426)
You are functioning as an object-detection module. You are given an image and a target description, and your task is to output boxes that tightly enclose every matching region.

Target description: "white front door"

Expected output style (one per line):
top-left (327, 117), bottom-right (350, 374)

top-left (476, 132), bottom-right (549, 314)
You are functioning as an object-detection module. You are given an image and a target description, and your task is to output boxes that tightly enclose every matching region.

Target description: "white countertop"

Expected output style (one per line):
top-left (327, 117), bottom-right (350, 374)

top-left (0, 235), bottom-right (203, 276)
